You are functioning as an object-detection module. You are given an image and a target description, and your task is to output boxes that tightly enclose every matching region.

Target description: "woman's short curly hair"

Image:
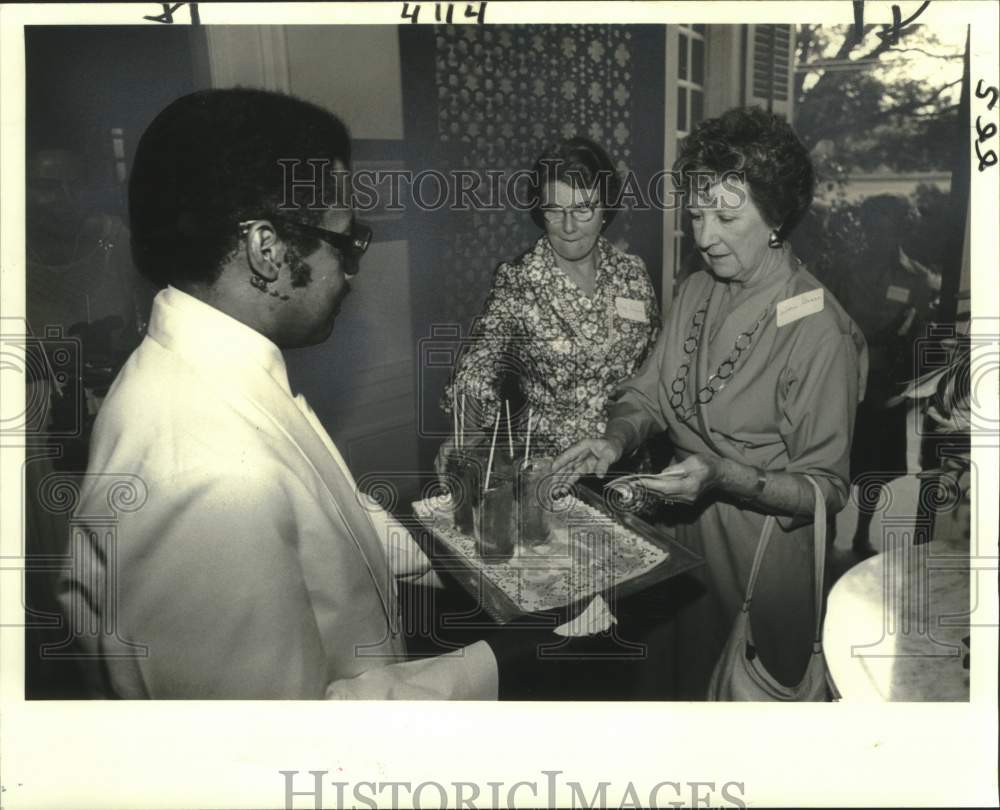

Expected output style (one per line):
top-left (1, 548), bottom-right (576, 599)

top-left (673, 106), bottom-right (815, 239)
top-left (528, 136), bottom-right (622, 231)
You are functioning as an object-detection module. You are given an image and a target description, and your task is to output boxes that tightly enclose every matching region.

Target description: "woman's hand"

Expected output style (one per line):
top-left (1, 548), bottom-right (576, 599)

top-left (551, 437), bottom-right (624, 483)
top-left (628, 454), bottom-right (721, 504)
top-left (630, 456), bottom-right (820, 520)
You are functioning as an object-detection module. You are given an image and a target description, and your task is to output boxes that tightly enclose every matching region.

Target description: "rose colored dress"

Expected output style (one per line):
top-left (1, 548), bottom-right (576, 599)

top-left (607, 263), bottom-right (867, 697)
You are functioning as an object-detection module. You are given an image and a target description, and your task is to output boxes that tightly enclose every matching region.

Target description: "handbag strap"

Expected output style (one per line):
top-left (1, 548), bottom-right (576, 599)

top-left (740, 475), bottom-right (827, 646)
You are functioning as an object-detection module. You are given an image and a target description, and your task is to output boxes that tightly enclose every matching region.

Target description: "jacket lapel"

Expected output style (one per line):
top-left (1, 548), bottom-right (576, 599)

top-left (230, 374), bottom-right (398, 623)
top-left (146, 293), bottom-right (399, 640)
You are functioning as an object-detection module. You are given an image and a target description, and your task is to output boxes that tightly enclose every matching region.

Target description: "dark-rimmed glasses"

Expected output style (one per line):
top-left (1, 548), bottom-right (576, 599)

top-left (274, 217), bottom-right (372, 259)
top-left (239, 217), bottom-right (373, 267)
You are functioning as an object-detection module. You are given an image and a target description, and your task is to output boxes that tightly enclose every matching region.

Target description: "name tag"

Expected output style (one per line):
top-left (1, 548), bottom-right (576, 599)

top-left (776, 288), bottom-right (824, 328)
top-left (886, 284), bottom-right (911, 304)
top-left (615, 297), bottom-right (648, 322)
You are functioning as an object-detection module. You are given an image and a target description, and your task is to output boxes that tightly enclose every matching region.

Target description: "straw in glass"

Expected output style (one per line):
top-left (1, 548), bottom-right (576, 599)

top-left (504, 400), bottom-right (514, 458)
top-left (523, 408), bottom-right (534, 465)
top-left (459, 393), bottom-right (466, 449)
top-left (484, 410), bottom-right (501, 491)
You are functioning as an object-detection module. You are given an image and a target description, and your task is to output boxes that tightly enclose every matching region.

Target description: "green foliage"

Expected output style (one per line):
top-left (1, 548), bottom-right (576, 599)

top-left (795, 24), bottom-right (963, 173)
top-left (791, 184), bottom-right (949, 293)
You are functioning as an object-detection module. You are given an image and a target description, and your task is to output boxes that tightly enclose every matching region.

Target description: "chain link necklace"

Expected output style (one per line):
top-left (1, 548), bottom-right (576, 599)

top-left (668, 289), bottom-right (770, 423)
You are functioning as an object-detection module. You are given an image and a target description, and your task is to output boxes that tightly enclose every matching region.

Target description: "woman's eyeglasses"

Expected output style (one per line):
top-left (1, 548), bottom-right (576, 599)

top-left (540, 203), bottom-right (598, 223)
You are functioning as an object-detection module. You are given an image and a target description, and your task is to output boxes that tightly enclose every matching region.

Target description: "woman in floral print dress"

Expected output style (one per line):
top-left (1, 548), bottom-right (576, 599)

top-left (437, 137), bottom-right (660, 467)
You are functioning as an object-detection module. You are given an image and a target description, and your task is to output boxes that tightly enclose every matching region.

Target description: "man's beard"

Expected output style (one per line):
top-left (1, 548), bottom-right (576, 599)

top-left (287, 247), bottom-right (312, 288)
top-left (287, 246), bottom-right (351, 316)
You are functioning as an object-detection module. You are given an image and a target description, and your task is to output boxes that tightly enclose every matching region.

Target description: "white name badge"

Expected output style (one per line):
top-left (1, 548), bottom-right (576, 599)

top-left (776, 288), bottom-right (824, 328)
top-left (615, 296), bottom-right (648, 322)
top-left (886, 284), bottom-right (911, 304)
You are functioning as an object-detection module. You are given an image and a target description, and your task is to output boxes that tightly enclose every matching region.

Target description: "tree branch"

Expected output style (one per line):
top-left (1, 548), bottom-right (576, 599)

top-left (882, 47), bottom-right (963, 60)
top-left (908, 106), bottom-right (961, 119)
top-left (860, 23), bottom-right (923, 61)
top-left (798, 80), bottom-right (962, 146)
top-left (873, 79), bottom-right (963, 120)
top-left (801, 24), bottom-right (934, 102)
top-left (798, 23), bottom-right (815, 57)
top-left (834, 24), bottom-right (873, 61)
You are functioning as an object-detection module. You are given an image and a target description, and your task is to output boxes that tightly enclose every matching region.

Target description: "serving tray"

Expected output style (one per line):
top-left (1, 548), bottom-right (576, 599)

top-left (411, 483), bottom-right (703, 624)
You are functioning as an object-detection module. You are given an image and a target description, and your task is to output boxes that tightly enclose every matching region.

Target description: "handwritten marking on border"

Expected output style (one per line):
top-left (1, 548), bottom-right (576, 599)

top-left (975, 80), bottom-right (999, 173)
top-left (143, 3), bottom-right (200, 24)
top-left (401, 2), bottom-right (488, 25)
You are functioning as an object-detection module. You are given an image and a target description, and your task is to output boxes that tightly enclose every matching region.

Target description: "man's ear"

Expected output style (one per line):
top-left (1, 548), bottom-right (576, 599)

top-left (243, 220), bottom-right (285, 283)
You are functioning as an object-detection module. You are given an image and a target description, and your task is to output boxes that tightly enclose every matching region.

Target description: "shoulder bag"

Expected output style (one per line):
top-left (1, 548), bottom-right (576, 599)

top-left (706, 475), bottom-right (830, 701)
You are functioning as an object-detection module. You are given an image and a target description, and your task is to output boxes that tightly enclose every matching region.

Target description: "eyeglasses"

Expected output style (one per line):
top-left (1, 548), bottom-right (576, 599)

top-left (539, 203), bottom-right (598, 223)
top-left (274, 217), bottom-right (372, 259)
top-left (239, 217), bottom-right (373, 263)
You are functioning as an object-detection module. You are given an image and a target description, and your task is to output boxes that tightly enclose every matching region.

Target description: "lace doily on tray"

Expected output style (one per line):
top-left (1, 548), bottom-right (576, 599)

top-left (413, 493), bottom-right (669, 614)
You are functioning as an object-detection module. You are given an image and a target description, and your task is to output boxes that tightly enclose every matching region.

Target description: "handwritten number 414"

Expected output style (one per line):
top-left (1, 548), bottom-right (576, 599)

top-left (975, 80), bottom-right (998, 172)
top-left (402, 3), bottom-right (487, 24)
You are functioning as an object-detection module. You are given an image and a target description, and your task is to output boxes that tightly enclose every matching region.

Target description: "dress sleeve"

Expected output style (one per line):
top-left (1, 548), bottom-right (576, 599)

top-left (635, 255), bottom-right (662, 345)
top-left (604, 318), bottom-right (671, 454)
top-left (442, 261), bottom-right (523, 428)
top-left (776, 317), bottom-right (865, 530)
top-left (605, 266), bottom-right (688, 453)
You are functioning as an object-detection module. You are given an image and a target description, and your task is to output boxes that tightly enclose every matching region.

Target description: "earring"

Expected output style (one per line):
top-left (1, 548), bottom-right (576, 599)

top-left (768, 230), bottom-right (783, 248)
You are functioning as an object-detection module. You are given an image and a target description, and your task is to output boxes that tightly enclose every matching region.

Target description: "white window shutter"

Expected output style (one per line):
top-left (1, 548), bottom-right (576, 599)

top-left (744, 24), bottom-right (796, 120)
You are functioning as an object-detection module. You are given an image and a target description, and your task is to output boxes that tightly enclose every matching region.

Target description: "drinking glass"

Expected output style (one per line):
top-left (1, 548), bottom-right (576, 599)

top-left (516, 456), bottom-right (555, 548)
top-left (473, 471), bottom-right (515, 562)
top-left (446, 449), bottom-right (483, 536)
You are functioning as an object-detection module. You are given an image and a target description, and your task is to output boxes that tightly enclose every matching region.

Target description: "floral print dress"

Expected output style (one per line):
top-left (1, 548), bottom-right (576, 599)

top-left (444, 235), bottom-right (660, 454)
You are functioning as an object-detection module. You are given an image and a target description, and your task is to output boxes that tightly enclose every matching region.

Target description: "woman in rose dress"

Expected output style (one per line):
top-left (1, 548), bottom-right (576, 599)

top-left (555, 107), bottom-right (868, 699)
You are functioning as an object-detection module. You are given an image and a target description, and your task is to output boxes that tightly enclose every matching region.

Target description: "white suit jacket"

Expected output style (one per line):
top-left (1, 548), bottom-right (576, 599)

top-left (59, 286), bottom-right (497, 699)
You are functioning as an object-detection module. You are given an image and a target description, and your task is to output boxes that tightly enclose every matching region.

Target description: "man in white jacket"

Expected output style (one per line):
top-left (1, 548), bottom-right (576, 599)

top-left (56, 88), bottom-right (511, 698)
